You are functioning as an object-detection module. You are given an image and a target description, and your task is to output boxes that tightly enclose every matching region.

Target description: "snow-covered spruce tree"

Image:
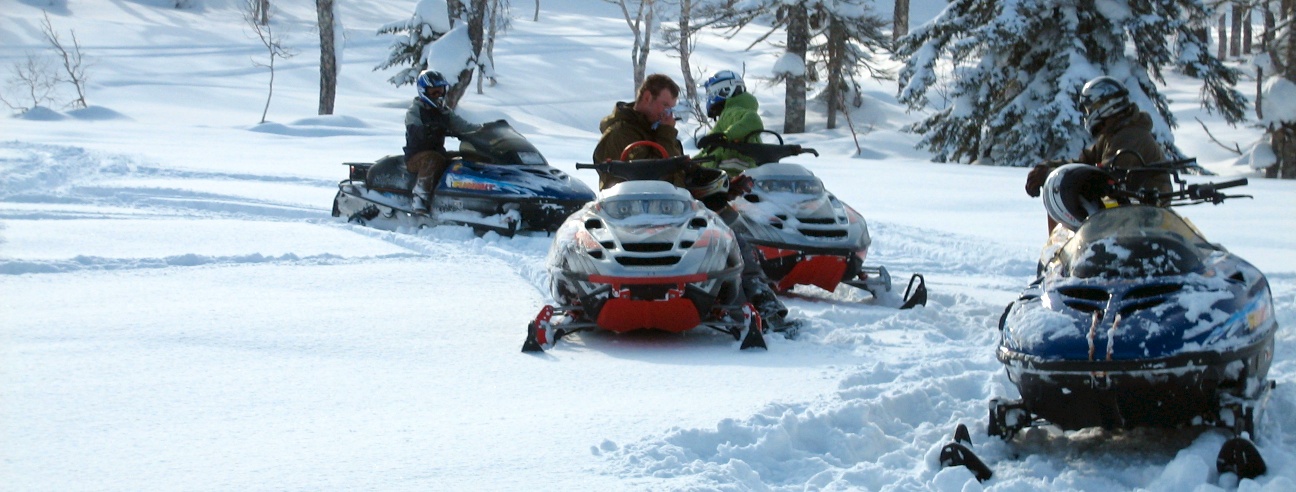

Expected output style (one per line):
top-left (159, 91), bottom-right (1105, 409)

top-left (374, 0), bottom-right (454, 88)
top-left (896, 0), bottom-right (1247, 167)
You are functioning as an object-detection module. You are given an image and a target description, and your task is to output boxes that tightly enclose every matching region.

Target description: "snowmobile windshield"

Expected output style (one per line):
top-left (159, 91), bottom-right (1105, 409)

top-left (601, 197), bottom-right (692, 220)
top-left (1058, 206), bottom-right (1218, 279)
top-left (755, 177), bottom-right (823, 196)
top-left (456, 120), bottom-right (547, 166)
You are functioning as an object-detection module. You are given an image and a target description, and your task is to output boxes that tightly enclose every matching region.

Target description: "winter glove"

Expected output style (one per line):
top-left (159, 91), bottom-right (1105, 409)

top-left (728, 175), bottom-right (753, 200)
top-left (696, 133), bottom-right (726, 150)
top-left (1025, 163), bottom-right (1052, 198)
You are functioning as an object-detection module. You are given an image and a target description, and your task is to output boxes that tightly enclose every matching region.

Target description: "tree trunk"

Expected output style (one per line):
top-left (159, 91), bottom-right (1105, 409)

top-left (1264, 8), bottom-right (1275, 50)
top-left (1243, 5), bottom-right (1252, 54)
top-left (892, 0), bottom-right (909, 42)
top-left (1230, 4), bottom-right (1243, 57)
top-left (450, 0), bottom-right (487, 108)
top-left (633, 1), bottom-right (655, 92)
top-left (478, 0), bottom-right (500, 93)
top-left (1268, 1), bottom-right (1296, 179)
top-left (1217, 13), bottom-right (1227, 60)
top-left (825, 19), bottom-right (845, 130)
top-left (316, 0), bottom-right (336, 115)
top-left (256, 0), bottom-right (269, 26)
top-left (677, 0), bottom-right (700, 122)
top-left (784, 5), bottom-right (808, 134)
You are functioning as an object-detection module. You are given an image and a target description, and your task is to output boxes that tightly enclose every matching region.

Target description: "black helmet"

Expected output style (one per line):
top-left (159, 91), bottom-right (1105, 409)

top-left (1080, 76), bottom-right (1133, 135)
top-left (416, 69), bottom-right (450, 110)
top-left (1042, 164), bottom-right (1116, 230)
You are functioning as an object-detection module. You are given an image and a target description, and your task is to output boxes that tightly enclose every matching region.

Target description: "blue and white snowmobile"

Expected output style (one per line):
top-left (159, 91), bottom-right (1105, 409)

top-left (942, 158), bottom-right (1277, 482)
top-left (331, 120), bottom-right (595, 236)
top-left (700, 133), bottom-right (926, 309)
top-left (522, 144), bottom-right (766, 352)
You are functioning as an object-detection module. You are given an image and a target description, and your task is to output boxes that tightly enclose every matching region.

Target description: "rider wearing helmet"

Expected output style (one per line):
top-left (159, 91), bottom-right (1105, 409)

top-left (404, 69), bottom-right (482, 214)
top-left (1025, 76), bottom-right (1169, 231)
top-left (695, 70), bottom-right (764, 175)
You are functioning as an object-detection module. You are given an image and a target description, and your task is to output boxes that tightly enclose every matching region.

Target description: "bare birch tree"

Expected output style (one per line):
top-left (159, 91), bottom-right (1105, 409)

top-left (244, 0), bottom-right (295, 123)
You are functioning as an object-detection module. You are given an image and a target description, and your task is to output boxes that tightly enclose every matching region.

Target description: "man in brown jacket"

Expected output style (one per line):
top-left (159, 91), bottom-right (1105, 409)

top-left (592, 73), bottom-right (686, 189)
top-left (1025, 76), bottom-right (1170, 231)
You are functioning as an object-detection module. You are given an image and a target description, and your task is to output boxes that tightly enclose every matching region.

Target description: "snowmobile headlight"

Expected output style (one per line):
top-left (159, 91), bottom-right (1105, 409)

top-left (757, 178), bottom-right (822, 195)
top-left (603, 198), bottom-right (691, 220)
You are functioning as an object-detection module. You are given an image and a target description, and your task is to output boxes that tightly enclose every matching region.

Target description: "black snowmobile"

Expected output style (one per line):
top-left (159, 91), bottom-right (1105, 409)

top-left (940, 158), bottom-right (1277, 482)
top-left (331, 120), bottom-right (596, 236)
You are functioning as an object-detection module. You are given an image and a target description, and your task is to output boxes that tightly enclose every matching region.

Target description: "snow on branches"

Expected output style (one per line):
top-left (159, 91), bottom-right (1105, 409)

top-left (895, 0), bottom-right (1246, 167)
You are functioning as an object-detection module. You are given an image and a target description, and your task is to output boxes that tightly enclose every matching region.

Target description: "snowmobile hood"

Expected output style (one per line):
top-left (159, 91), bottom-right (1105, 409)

top-left (1001, 207), bottom-right (1277, 365)
top-left (1057, 206), bottom-right (1216, 279)
top-left (456, 120), bottom-right (549, 166)
top-left (730, 163), bottom-right (870, 253)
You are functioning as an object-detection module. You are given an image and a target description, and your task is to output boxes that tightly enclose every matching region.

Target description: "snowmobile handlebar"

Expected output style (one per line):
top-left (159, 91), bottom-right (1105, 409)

top-left (1106, 158), bottom-right (1252, 206)
top-left (699, 139), bottom-right (819, 163)
top-left (576, 155), bottom-right (716, 183)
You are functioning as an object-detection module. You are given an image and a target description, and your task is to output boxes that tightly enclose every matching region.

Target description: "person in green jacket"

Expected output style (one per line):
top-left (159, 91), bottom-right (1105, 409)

top-left (695, 70), bottom-right (764, 175)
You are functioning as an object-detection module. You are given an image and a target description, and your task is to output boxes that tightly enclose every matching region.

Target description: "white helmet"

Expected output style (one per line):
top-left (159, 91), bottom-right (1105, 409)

top-left (1042, 164), bottom-right (1116, 231)
top-left (704, 70), bottom-right (745, 118)
top-left (1080, 76), bottom-right (1133, 135)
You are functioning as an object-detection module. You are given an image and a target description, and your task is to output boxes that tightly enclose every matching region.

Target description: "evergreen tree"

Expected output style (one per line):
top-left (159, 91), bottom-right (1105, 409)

top-left (374, 1), bottom-right (453, 88)
top-left (896, 0), bottom-right (1247, 167)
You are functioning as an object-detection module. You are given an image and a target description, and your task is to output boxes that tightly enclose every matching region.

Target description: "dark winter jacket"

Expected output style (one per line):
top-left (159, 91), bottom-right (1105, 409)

top-left (696, 91), bottom-right (764, 173)
top-left (403, 98), bottom-right (482, 162)
top-left (1078, 109), bottom-right (1171, 196)
top-left (592, 101), bottom-right (685, 189)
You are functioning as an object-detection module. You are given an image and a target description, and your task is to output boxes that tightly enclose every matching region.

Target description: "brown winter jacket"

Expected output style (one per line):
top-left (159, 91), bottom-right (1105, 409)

top-left (1078, 109), bottom-right (1171, 197)
top-left (592, 102), bottom-right (685, 189)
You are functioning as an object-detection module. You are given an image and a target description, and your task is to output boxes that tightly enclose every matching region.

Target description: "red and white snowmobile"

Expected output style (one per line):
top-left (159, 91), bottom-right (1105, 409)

top-left (522, 144), bottom-right (766, 352)
top-left (702, 132), bottom-right (927, 309)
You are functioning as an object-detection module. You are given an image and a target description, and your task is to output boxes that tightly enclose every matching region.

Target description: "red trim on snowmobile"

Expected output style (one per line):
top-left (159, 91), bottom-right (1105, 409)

top-left (596, 297), bottom-right (701, 332)
top-left (587, 273), bottom-right (710, 286)
top-left (758, 245), bottom-right (849, 292)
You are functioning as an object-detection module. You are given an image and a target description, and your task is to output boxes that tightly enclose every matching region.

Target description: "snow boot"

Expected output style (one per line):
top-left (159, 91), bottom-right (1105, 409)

top-left (411, 177), bottom-right (433, 215)
top-left (747, 281), bottom-right (793, 332)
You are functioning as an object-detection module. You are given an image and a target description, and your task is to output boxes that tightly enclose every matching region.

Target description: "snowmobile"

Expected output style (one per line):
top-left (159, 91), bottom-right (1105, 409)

top-left (331, 120), bottom-right (596, 236)
top-left (522, 142), bottom-right (766, 352)
top-left (942, 158), bottom-right (1277, 481)
top-left (700, 132), bottom-right (927, 309)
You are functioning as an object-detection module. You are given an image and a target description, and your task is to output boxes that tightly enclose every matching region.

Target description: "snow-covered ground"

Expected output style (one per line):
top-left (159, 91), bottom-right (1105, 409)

top-left (2, 1), bottom-right (1294, 490)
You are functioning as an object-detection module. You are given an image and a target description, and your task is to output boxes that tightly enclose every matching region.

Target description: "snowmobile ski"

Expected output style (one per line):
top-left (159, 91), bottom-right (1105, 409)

top-left (1216, 436), bottom-right (1266, 480)
top-left (938, 423), bottom-right (992, 482)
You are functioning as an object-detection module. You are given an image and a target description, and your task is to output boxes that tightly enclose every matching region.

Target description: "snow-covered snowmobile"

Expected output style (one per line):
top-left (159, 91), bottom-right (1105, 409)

top-left (701, 133), bottom-right (926, 309)
top-left (943, 158), bottom-right (1276, 481)
top-left (331, 120), bottom-right (596, 236)
top-left (522, 143), bottom-right (766, 352)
